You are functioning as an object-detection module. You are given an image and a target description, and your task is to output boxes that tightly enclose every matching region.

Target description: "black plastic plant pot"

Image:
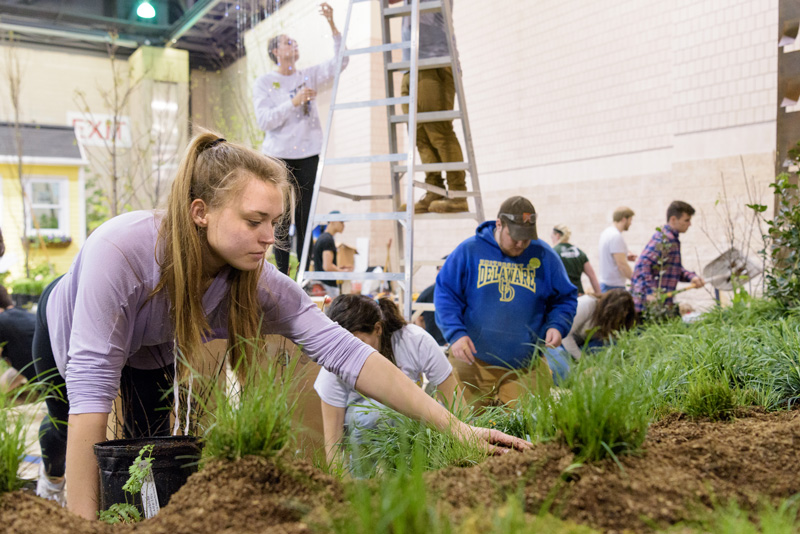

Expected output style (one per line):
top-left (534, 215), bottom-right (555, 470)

top-left (93, 436), bottom-right (202, 513)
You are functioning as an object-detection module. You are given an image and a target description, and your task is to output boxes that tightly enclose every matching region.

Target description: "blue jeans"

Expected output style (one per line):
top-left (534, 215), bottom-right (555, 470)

top-left (601, 283), bottom-right (626, 293)
top-left (544, 347), bottom-right (572, 386)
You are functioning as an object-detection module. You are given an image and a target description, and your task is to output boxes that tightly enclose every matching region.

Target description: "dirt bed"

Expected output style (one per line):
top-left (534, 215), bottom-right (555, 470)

top-left (2, 408), bottom-right (799, 534)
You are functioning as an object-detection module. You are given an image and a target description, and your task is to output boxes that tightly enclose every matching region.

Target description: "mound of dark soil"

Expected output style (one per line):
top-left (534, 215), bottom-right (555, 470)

top-left (0, 456), bottom-right (340, 534)
top-left (427, 408), bottom-right (800, 533)
top-left (2, 409), bottom-right (798, 534)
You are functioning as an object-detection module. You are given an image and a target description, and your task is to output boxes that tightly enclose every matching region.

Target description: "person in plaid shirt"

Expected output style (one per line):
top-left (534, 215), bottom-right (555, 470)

top-left (631, 201), bottom-right (704, 314)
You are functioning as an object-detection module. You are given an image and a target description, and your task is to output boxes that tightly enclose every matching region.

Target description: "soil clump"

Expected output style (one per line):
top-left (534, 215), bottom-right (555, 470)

top-left (2, 409), bottom-right (798, 534)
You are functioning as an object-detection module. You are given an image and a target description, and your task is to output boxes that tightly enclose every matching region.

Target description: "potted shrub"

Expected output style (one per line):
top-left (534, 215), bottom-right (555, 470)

top-left (8, 263), bottom-right (59, 307)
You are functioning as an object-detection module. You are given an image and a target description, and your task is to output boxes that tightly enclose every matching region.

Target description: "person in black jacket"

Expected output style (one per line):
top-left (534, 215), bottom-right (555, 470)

top-left (0, 285), bottom-right (37, 392)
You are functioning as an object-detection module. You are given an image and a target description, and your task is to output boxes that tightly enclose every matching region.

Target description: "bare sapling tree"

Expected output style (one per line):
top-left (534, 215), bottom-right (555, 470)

top-left (698, 156), bottom-right (768, 297)
top-left (2, 32), bottom-right (32, 277)
top-left (73, 34), bottom-right (143, 219)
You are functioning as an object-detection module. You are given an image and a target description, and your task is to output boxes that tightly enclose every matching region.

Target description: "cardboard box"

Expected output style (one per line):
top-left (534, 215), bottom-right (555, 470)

top-left (336, 243), bottom-right (358, 269)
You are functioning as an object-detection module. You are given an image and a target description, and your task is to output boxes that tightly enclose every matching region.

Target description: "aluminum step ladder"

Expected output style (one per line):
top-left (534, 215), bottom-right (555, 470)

top-left (297, 0), bottom-right (484, 319)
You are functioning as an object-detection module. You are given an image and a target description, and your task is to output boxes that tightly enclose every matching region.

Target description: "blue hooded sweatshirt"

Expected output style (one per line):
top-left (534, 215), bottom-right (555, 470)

top-left (434, 221), bottom-right (578, 369)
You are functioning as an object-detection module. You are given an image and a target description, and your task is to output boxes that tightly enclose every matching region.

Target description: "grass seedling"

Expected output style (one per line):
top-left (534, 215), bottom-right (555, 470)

top-left (344, 401), bottom-right (488, 476)
top-left (666, 495), bottom-right (800, 534)
top-left (682, 369), bottom-right (738, 421)
top-left (97, 444), bottom-right (154, 525)
top-left (0, 371), bottom-right (55, 494)
top-left (201, 340), bottom-right (299, 461)
top-left (331, 442), bottom-right (453, 534)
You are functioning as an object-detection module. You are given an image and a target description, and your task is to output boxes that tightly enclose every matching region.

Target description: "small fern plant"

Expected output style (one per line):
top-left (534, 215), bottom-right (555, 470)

top-left (97, 444), bottom-right (155, 525)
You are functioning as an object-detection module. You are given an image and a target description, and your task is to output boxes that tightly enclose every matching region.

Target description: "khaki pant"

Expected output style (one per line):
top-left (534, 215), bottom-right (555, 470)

top-left (449, 354), bottom-right (553, 410)
top-left (401, 67), bottom-right (466, 190)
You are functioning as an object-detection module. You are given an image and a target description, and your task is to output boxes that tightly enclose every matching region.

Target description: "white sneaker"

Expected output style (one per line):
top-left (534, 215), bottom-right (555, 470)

top-left (36, 463), bottom-right (66, 507)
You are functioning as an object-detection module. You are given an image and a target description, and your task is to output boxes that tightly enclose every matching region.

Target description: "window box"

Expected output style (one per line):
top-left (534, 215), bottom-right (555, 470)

top-left (23, 234), bottom-right (73, 249)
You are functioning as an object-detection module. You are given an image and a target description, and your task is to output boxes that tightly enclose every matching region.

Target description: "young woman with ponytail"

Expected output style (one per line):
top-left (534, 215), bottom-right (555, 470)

top-left (31, 130), bottom-right (528, 519)
top-left (314, 295), bottom-right (461, 465)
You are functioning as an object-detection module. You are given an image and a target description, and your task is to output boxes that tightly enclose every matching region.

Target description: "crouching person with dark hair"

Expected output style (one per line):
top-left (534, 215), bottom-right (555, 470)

top-left (314, 295), bottom-right (461, 468)
top-left (562, 289), bottom-right (636, 359)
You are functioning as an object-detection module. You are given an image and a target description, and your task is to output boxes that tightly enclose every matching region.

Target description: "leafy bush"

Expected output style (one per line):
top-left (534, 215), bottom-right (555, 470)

top-left (748, 162), bottom-right (800, 307)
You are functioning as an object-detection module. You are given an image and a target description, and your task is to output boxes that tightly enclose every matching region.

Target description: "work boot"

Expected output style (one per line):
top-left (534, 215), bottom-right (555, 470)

top-left (429, 173), bottom-right (468, 213)
top-left (429, 196), bottom-right (468, 213)
top-left (400, 192), bottom-right (444, 214)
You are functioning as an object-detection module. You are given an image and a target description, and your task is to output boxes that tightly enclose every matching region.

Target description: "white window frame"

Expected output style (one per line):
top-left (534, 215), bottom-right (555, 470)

top-left (25, 176), bottom-right (69, 236)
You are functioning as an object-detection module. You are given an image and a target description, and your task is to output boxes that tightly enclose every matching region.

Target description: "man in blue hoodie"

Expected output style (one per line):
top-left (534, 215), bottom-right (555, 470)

top-left (435, 196), bottom-right (578, 406)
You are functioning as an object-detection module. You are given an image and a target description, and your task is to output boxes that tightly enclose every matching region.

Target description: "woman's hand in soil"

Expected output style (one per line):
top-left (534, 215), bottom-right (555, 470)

top-left (459, 423), bottom-right (532, 455)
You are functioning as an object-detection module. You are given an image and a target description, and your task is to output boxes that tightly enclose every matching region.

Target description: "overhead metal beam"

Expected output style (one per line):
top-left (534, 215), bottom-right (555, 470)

top-left (0, 21), bottom-right (140, 49)
top-left (165, 0), bottom-right (224, 46)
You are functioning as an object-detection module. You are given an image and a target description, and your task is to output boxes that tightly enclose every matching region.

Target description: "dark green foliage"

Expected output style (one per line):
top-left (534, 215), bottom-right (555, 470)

top-left (748, 158), bottom-right (800, 307)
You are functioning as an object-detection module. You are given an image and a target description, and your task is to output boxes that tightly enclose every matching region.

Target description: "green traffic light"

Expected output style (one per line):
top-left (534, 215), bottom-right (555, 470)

top-left (136, 1), bottom-right (156, 19)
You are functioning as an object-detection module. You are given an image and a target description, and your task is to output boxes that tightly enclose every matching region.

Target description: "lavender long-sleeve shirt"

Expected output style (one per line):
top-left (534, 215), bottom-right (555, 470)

top-left (46, 210), bottom-right (375, 415)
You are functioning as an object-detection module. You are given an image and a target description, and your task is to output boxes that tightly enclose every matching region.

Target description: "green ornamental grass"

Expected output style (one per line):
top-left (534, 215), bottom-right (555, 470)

top-left (0, 373), bottom-right (54, 494)
top-left (201, 346), bottom-right (299, 461)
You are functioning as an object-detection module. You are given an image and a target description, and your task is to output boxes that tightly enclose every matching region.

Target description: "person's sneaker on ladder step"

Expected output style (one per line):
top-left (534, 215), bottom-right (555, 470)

top-left (36, 463), bottom-right (66, 507)
top-left (400, 191), bottom-right (443, 214)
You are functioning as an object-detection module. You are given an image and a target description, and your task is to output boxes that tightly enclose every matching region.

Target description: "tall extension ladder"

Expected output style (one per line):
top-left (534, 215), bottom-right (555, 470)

top-left (297, 0), bottom-right (484, 319)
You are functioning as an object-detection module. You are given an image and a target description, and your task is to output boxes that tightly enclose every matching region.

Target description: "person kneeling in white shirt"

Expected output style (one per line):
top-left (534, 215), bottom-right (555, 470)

top-left (314, 294), bottom-right (461, 467)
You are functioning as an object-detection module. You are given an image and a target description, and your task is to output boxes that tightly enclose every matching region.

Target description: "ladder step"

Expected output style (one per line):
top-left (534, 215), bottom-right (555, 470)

top-left (393, 162), bottom-right (470, 173)
top-left (411, 302), bottom-right (436, 312)
top-left (384, 0), bottom-right (443, 18)
top-left (346, 42), bottom-right (410, 56)
top-left (387, 56), bottom-right (451, 72)
top-left (414, 211), bottom-right (480, 221)
top-left (326, 153), bottom-right (407, 165)
top-left (313, 211), bottom-right (410, 223)
top-left (390, 110), bottom-right (462, 124)
top-left (319, 186), bottom-right (393, 201)
top-left (304, 271), bottom-right (407, 282)
top-left (332, 96), bottom-right (409, 110)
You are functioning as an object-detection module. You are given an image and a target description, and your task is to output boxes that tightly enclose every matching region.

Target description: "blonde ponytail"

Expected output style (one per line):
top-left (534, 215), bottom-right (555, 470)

top-left (153, 130), bottom-right (290, 378)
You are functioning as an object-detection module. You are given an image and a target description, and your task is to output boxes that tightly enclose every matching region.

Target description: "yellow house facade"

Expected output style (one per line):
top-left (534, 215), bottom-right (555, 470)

top-left (0, 123), bottom-right (87, 280)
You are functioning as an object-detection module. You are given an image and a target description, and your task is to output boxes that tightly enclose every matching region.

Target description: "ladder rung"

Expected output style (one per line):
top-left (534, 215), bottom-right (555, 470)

top-left (319, 186), bottom-right (392, 201)
top-left (411, 302), bottom-right (436, 312)
top-left (313, 211), bottom-right (410, 222)
top-left (404, 259), bottom-right (447, 267)
top-left (326, 153), bottom-right (407, 165)
top-left (390, 110), bottom-right (462, 124)
top-left (332, 96), bottom-right (409, 110)
top-left (304, 271), bottom-right (406, 281)
top-left (346, 42), bottom-right (410, 56)
top-left (393, 162), bottom-right (470, 173)
top-left (414, 211), bottom-right (480, 221)
top-left (384, 1), bottom-right (443, 18)
top-left (387, 56), bottom-right (451, 72)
